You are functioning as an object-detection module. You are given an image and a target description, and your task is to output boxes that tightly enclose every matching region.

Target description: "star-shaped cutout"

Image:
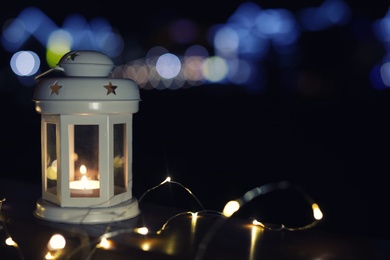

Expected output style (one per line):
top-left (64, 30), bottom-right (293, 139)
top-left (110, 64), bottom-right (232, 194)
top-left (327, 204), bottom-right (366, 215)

top-left (104, 82), bottom-right (117, 95)
top-left (50, 81), bottom-right (62, 95)
top-left (65, 51), bottom-right (79, 61)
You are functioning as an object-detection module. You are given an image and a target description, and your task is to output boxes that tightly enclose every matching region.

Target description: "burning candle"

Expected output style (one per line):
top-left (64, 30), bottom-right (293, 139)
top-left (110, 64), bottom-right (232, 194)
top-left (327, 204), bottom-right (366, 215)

top-left (69, 165), bottom-right (100, 196)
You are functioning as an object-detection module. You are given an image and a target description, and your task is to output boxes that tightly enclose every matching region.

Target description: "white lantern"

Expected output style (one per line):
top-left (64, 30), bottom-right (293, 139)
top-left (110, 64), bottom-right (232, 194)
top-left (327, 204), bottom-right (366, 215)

top-left (33, 50), bottom-right (141, 224)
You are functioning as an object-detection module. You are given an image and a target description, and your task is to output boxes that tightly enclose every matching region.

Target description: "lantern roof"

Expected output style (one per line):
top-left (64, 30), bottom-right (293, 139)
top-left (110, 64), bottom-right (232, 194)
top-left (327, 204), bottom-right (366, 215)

top-left (33, 50), bottom-right (140, 115)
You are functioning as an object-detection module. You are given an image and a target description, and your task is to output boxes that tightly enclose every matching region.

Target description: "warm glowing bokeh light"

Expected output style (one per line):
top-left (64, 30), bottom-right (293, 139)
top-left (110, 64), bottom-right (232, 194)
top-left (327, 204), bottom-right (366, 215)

top-left (312, 203), bottom-right (323, 220)
top-left (47, 234), bottom-right (66, 251)
top-left (162, 177), bottom-right (171, 184)
top-left (5, 237), bottom-right (17, 247)
top-left (252, 219), bottom-right (265, 227)
top-left (99, 237), bottom-right (111, 249)
top-left (222, 200), bottom-right (240, 217)
top-left (135, 227), bottom-right (149, 235)
top-left (45, 252), bottom-right (55, 259)
top-left (141, 241), bottom-right (151, 251)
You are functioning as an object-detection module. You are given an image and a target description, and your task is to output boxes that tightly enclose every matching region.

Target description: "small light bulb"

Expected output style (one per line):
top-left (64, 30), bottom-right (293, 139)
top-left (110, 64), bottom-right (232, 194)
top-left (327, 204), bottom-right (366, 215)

top-left (47, 234), bottom-right (66, 251)
top-left (135, 227), bottom-right (149, 235)
top-left (45, 251), bottom-right (55, 259)
top-left (160, 177), bottom-right (171, 185)
top-left (191, 212), bottom-right (198, 219)
top-left (252, 219), bottom-right (265, 227)
top-left (99, 237), bottom-right (111, 249)
top-left (312, 203), bottom-right (323, 220)
top-left (222, 200), bottom-right (240, 217)
top-left (5, 237), bottom-right (16, 247)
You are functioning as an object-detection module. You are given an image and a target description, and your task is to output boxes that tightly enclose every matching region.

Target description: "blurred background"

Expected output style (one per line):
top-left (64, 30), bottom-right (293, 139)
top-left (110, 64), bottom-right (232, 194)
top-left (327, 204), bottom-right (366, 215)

top-left (1, 0), bottom-right (390, 241)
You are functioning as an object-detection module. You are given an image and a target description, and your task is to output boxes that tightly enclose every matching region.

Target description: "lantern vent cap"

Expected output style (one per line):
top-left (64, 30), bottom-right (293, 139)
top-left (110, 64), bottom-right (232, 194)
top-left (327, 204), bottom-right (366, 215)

top-left (56, 50), bottom-right (115, 77)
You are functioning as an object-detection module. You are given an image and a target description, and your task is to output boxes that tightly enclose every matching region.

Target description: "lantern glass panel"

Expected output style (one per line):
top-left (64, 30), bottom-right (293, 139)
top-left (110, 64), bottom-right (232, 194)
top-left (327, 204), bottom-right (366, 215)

top-left (46, 122), bottom-right (57, 195)
top-left (70, 124), bottom-right (100, 198)
top-left (114, 123), bottom-right (127, 195)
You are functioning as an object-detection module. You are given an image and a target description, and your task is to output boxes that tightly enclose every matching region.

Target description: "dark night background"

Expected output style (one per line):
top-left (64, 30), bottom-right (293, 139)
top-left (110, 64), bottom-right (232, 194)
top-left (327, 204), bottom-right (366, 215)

top-left (1, 0), bottom-right (390, 242)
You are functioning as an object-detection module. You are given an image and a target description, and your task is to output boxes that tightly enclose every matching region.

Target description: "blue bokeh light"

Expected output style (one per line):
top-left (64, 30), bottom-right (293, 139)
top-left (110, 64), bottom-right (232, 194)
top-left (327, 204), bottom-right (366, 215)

top-left (156, 53), bottom-right (181, 79)
top-left (10, 50), bottom-right (40, 76)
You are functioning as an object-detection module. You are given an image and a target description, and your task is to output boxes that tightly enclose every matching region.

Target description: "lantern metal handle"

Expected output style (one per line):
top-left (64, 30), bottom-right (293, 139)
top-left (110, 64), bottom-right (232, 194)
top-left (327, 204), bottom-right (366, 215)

top-left (34, 65), bottom-right (64, 80)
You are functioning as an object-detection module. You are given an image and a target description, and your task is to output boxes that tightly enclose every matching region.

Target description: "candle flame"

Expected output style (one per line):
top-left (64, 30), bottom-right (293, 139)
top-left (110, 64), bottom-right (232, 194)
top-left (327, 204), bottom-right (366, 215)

top-left (80, 165), bottom-right (87, 175)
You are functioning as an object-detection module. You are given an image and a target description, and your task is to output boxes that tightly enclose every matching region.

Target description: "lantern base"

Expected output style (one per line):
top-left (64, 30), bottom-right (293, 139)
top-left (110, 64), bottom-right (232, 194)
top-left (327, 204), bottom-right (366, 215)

top-left (34, 198), bottom-right (140, 224)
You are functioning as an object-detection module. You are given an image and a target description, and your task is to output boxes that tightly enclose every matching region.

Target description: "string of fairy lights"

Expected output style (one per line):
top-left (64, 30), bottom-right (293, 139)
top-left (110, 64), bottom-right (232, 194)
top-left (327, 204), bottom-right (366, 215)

top-left (0, 178), bottom-right (323, 259)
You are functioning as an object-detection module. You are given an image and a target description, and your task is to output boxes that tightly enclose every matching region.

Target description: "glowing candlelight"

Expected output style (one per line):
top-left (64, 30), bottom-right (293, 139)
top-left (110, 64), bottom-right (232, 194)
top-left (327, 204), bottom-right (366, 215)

top-left (69, 179), bottom-right (99, 190)
top-left (80, 176), bottom-right (88, 190)
top-left (80, 165), bottom-right (87, 175)
top-left (69, 165), bottom-right (100, 195)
